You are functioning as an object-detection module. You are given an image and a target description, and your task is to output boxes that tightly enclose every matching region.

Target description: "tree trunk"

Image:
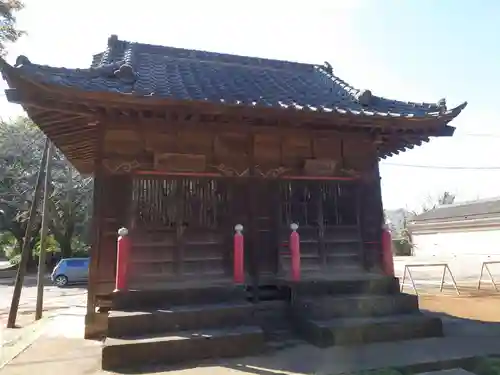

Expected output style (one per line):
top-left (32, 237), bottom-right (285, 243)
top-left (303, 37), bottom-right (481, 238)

top-left (60, 239), bottom-right (72, 258)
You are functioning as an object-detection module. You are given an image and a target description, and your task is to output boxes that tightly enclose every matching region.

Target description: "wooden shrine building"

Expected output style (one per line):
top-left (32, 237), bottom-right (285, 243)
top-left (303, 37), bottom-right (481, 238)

top-left (0, 36), bottom-right (466, 369)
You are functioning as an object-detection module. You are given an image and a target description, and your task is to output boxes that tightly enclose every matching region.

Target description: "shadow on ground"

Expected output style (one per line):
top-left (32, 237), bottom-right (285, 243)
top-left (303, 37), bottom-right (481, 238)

top-left (0, 276), bottom-right (85, 288)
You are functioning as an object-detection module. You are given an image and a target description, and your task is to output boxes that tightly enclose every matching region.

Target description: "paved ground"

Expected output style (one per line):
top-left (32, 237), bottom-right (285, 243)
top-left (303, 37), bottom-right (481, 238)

top-left (2, 298), bottom-right (500, 375)
top-left (0, 275), bottom-right (87, 319)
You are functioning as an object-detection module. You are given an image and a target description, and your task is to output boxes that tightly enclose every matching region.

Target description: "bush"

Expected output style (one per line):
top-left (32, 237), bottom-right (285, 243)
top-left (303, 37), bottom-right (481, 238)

top-left (473, 357), bottom-right (500, 375)
top-left (393, 239), bottom-right (413, 256)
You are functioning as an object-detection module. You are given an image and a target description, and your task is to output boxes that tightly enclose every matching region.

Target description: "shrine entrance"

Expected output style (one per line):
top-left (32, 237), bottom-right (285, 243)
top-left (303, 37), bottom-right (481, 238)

top-left (126, 175), bottom-right (363, 288)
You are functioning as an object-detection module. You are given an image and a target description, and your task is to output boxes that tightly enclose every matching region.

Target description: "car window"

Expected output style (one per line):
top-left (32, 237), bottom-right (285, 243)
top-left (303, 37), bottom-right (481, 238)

top-left (65, 259), bottom-right (88, 268)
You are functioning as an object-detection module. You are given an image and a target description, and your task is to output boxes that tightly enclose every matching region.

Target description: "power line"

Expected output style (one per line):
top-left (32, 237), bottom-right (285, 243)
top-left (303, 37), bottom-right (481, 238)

top-left (456, 133), bottom-right (500, 139)
top-left (382, 163), bottom-right (500, 170)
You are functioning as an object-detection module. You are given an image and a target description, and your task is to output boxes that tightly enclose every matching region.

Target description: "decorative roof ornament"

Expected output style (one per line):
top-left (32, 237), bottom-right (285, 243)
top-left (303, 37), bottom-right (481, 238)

top-left (14, 55), bottom-right (31, 68)
top-left (114, 63), bottom-right (136, 83)
top-left (323, 61), bottom-right (333, 75)
top-left (108, 34), bottom-right (119, 47)
top-left (437, 98), bottom-right (447, 113)
top-left (357, 89), bottom-right (373, 106)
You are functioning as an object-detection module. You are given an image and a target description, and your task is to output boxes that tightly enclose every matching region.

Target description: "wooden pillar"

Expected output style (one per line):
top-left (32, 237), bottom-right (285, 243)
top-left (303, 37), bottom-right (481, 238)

top-left (359, 158), bottom-right (384, 271)
top-left (85, 129), bottom-right (105, 339)
top-left (175, 177), bottom-right (185, 277)
top-left (315, 183), bottom-right (326, 268)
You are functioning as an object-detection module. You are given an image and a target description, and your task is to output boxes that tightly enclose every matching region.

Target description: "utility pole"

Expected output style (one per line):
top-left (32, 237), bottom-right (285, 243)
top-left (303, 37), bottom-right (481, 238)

top-left (7, 139), bottom-right (49, 328)
top-left (35, 142), bottom-right (54, 320)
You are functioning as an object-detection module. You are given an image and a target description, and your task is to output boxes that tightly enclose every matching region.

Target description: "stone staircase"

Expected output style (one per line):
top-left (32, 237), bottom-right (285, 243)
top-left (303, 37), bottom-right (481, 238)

top-left (101, 276), bottom-right (444, 371)
top-left (290, 276), bottom-right (444, 347)
top-left (101, 286), bottom-right (265, 370)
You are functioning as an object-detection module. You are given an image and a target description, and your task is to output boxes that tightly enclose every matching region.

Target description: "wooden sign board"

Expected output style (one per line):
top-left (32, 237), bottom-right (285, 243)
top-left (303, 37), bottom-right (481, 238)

top-left (154, 153), bottom-right (206, 172)
top-left (304, 159), bottom-right (338, 176)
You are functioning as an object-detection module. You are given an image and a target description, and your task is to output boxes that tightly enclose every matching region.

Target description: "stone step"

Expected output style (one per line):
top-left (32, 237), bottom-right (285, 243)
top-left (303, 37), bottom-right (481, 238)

top-left (101, 326), bottom-right (265, 371)
top-left (290, 276), bottom-right (400, 297)
top-left (298, 313), bottom-right (443, 347)
top-left (108, 302), bottom-right (255, 337)
top-left (112, 285), bottom-right (247, 310)
top-left (293, 293), bottom-right (419, 320)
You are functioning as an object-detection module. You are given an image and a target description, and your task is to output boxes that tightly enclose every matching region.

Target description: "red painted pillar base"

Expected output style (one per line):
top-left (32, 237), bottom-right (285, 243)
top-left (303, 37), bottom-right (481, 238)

top-left (233, 224), bottom-right (244, 284)
top-left (114, 227), bottom-right (131, 292)
top-left (290, 223), bottom-right (301, 282)
top-left (381, 225), bottom-right (395, 277)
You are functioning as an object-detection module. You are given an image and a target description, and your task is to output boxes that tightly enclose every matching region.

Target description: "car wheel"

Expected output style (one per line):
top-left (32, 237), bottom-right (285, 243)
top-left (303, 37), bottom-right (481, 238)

top-left (54, 275), bottom-right (68, 287)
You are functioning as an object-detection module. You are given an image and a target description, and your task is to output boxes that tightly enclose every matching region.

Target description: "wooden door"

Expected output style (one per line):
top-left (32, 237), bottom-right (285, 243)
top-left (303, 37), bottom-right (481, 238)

top-left (250, 180), bottom-right (279, 279)
top-left (278, 180), bottom-right (364, 277)
top-left (279, 180), bottom-right (323, 274)
top-left (128, 176), bottom-right (231, 288)
top-left (229, 179), bottom-right (279, 280)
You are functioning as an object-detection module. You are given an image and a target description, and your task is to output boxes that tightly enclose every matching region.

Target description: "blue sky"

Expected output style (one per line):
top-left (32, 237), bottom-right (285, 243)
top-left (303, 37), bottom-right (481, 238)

top-left (1, 0), bottom-right (499, 211)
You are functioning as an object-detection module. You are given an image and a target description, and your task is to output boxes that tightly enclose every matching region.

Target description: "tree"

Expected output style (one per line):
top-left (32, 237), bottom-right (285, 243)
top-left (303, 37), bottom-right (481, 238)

top-left (0, 117), bottom-right (93, 266)
top-left (48, 160), bottom-right (93, 258)
top-left (0, 117), bottom-right (45, 267)
top-left (0, 1), bottom-right (24, 56)
top-left (422, 191), bottom-right (456, 213)
top-left (390, 191), bottom-right (457, 256)
top-left (438, 191), bottom-right (456, 206)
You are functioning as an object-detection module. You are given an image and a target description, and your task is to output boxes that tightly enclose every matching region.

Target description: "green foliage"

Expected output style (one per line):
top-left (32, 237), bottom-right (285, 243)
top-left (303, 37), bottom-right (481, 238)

top-left (0, 117), bottom-right (93, 266)
top-left (473, 357), bottom-right (500, 375)
top-left (392, 239), bottom-right (412, 256)
top-left (0, 0), bottom-right (24, 56)
top-left (70, 236), bottom-right (90, 258)
top-left (33, 234), bottom-right (59, 255)
top-left (385, 191), bottom-right (456, 256)
top-left (0, 230), bottom-right (16, 257)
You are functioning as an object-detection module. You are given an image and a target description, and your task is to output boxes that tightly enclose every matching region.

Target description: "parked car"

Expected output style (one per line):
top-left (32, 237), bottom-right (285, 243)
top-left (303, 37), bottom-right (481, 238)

top-left (51, 258), bottom-right (89, 287)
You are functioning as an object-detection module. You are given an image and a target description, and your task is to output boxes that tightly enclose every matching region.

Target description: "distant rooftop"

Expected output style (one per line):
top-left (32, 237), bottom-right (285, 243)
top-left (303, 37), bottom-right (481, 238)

top-left (411, 196), bottom-right (500, 223)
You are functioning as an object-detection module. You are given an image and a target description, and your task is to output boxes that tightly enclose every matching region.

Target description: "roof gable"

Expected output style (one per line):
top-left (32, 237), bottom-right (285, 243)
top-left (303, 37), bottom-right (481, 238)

top-left (6, 35), bottom-right (466, 119)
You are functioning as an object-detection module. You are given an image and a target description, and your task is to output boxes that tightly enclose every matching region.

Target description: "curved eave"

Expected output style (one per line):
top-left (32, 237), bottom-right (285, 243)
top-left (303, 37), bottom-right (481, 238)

top-left (0, 58), bottom-right (468, 123)
top-left (0, 58), bottom-right (467, 172)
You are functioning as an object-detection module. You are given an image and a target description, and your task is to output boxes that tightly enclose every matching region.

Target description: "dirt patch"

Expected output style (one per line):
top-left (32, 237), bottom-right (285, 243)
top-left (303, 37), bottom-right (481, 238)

top-left (419, 294), bottom-right (500, 322)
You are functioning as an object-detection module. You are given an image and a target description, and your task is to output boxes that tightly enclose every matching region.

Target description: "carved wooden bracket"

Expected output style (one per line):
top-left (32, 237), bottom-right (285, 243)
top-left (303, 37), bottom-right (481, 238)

top-left (255, 166), bottom-right (291, 178)
top-left (210, 164), bottom-right (291, 178)
top-left (102, 159), bottom-right (141, 173)
top-left (210, 164), bottom-right (250, 177)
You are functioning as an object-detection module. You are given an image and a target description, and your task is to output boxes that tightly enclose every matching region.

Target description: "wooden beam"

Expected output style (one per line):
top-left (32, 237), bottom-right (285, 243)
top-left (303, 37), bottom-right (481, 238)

top-left (6, 89), bottom-right (95, 116)
top-left (7, 87), bottom-right (450, 137)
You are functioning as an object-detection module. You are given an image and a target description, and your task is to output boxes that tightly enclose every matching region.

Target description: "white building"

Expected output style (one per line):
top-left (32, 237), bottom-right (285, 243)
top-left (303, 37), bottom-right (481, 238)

top-left (408, 197), bottom-right (500, 260)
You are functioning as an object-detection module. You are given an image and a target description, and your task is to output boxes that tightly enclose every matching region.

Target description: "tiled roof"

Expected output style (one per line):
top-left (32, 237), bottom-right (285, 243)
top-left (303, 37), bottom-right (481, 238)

top-left (411, 197), bottom-right (500, 223)
top-left (7, 35), bottom-right (467, 119)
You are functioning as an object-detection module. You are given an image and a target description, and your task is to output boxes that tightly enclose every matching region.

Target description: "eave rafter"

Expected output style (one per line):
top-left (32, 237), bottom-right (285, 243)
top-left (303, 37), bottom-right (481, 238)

top-left (3, 77), bottom-right (460, 172)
